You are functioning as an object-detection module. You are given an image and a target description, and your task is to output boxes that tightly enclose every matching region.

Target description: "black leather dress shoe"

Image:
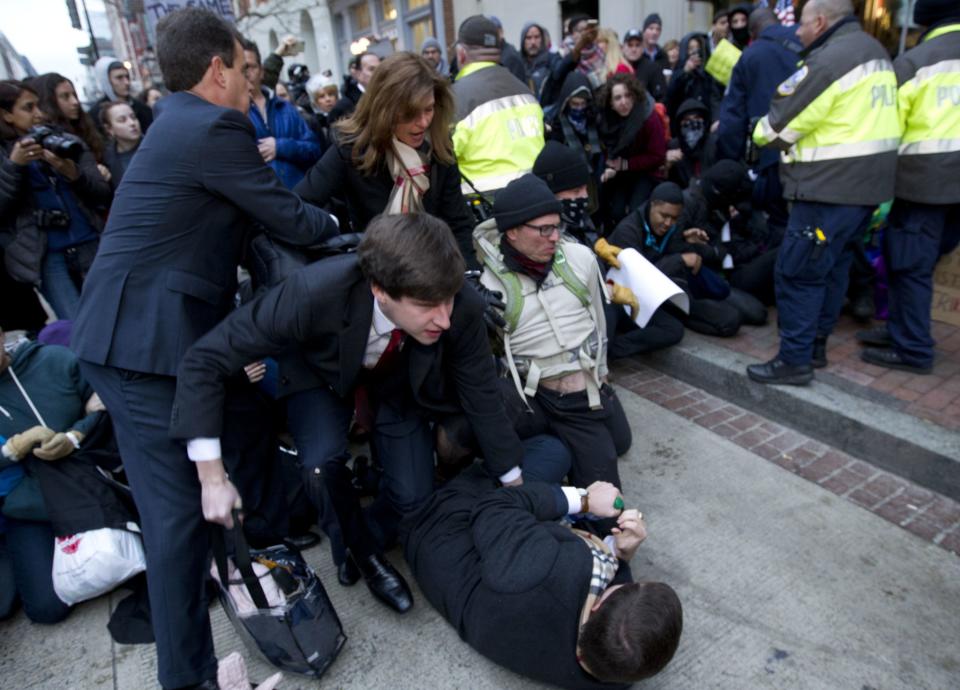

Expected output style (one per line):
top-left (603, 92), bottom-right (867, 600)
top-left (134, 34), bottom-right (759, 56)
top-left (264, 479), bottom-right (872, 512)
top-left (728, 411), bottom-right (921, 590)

top-left (812, 336), bottom-right (828, 369)
top-left (747, 358), bottom-right (814, 385)
top-left (861, 347), bottom-right (932, 374)
top-left (856, 327), bottom-right (893, 347)
top-left (337, 557), bottom-right (360, 586)
top-left (353, 553), bottom-right (413, 613)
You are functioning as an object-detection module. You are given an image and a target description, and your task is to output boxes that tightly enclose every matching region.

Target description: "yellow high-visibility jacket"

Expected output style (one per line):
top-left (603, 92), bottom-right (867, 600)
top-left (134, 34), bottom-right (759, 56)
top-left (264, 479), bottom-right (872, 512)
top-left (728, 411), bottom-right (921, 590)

top-left (894, 23), bottom-right (960, 204)
top-left (753, 18), bottom-right (899, 205)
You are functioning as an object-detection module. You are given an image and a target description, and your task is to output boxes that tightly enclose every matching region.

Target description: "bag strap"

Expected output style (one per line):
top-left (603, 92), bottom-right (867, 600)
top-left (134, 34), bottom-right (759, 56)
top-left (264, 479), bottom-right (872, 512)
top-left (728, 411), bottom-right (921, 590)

top-left (212, 511), bottom-right (270, 610)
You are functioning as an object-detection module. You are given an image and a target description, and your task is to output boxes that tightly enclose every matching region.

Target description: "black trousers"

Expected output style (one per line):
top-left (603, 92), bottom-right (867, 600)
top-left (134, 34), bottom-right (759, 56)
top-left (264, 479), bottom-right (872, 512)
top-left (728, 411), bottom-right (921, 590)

top-left (604, 301), bottom-right (685, 359)
top-left (729, 249), bottom-right (778, 305)
top-left (501, 378), bottom-right (631, 489)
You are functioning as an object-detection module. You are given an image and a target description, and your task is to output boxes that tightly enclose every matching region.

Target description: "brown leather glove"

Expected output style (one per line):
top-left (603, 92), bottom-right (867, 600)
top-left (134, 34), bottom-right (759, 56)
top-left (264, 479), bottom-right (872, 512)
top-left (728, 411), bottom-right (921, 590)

top-left (2, 425), bottom-right (55, 461)
top-left (33, 430), bottom-right (84, 461)
top-left (608, 281), bottom-right (640, 316)
top-left (594, 237), bottom-right (623, 269)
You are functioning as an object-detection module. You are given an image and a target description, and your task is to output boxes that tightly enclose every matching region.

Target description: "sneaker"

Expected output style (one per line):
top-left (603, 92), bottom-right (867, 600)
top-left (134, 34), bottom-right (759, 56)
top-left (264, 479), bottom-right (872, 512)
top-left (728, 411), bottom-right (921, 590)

top-left (855, 327), bottom-right (892, 348)
top-left (747, 358), bottom-right (814, 386)
top-left (860, 348), bottom-right (932, 374)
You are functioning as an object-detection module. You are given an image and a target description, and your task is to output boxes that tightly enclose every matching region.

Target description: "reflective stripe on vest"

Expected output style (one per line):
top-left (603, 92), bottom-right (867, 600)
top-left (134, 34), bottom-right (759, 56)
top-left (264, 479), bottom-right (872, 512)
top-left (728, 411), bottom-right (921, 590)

top-left (898, 46), bottom-right (960, 157)
top-left (784, 59), bottom-right (900, 162)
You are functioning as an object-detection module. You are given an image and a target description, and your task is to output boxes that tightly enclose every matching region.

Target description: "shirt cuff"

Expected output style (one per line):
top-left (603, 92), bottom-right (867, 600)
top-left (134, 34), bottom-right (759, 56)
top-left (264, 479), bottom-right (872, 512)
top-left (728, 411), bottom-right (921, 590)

top-left (561, 486), bottom-right (583, 515)
top-left (498, 466), bottom-right (522, 484)
top-left (187, 438), bottom-right (221, 462)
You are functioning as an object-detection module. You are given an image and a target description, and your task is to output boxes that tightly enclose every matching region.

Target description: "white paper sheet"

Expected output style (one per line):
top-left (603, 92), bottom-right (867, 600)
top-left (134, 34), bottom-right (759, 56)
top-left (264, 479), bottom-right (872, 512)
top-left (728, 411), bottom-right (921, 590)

top-left (605, 248), bottom-right (690, 327)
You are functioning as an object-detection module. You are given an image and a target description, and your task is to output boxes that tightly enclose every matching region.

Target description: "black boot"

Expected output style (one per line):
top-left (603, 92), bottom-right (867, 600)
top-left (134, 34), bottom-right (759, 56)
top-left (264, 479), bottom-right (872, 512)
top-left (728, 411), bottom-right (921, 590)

top-left (812, 336), bottom-right (827, 369)
top-left (337, 558), bottom-right (360, 586)
top-left (861, 348), bottom-right (932, 374)
top-left (747, 358), bottom-right (814, 385)
top-left (856, 327), bottom-right (892, 347)
top-left (351, 551), bottom-right (413, 613)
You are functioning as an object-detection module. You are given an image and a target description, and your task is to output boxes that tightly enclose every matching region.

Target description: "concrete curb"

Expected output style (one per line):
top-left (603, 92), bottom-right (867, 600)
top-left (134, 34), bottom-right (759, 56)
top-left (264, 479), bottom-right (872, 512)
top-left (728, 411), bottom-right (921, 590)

top-left (639, 332), bottom-right (960, 501)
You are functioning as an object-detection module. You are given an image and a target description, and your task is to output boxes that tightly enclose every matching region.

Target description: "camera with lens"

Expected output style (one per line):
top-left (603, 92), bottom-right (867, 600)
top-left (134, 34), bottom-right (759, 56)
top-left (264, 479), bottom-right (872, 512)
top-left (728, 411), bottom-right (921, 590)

top-left (26, 125), bottom-right (84, 162)
top-left (34, 208), bottom-right (71, 229)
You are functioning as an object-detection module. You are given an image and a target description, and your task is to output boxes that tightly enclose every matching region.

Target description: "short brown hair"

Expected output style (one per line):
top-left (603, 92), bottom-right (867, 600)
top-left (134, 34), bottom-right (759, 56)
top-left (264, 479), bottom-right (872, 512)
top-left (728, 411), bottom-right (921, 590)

top-left (578, 581), bottom-right (683, 682)
top-left (336, 52), bottom-right (455, 174)
top-left (358, 213), bottom-right (465, 302)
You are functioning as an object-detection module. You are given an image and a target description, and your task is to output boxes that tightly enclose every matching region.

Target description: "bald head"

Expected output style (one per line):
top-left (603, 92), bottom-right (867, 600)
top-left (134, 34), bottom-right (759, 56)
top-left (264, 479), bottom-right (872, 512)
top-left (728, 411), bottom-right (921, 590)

top-left (807, 0), bottom-right (855, 24)
top-left (797, 0), bottom-right (855, 47)
top-left (749, 7), bottom-right (779, 39)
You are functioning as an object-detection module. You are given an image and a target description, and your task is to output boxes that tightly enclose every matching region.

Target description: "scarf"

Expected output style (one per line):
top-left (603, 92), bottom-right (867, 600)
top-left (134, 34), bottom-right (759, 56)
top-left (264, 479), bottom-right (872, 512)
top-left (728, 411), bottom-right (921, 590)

top-left (597, 93), bottom-right (654, 159)
top-left (385, 137), bottom-right (431, 215)
top-left (577, 44), bottom-right (607, 90)
top-left (501, 235), bottom-right (554, 287)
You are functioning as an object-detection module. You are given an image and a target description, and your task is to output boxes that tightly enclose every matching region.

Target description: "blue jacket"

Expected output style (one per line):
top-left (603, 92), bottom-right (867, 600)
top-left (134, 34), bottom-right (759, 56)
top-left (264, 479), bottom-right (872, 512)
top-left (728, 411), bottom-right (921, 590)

top-left (248, 89), bottom-right (322, 189)
top-left (715, 24), bottom-right (801, 168)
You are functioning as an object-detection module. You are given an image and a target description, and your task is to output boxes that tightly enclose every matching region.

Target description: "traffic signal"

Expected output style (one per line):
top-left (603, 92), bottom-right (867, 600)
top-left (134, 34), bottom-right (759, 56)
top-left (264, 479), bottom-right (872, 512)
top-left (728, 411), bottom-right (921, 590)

top-left (77, 43), bottom-right (95, 66)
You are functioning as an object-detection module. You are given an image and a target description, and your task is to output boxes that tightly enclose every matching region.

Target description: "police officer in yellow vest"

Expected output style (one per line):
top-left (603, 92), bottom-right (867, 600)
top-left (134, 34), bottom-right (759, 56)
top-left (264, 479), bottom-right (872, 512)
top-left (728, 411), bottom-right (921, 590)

top-left (452, 16), bottom-right (545, 198)
top-left (746, 0), bottom-right (900, 385)
top-left (856, 0), bottom-right (960, 374)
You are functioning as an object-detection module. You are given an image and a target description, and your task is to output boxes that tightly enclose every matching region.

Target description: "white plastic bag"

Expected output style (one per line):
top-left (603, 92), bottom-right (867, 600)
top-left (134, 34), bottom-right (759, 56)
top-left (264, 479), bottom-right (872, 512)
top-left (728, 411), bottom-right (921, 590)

top-left (52, 527), bottom-right (146, 605)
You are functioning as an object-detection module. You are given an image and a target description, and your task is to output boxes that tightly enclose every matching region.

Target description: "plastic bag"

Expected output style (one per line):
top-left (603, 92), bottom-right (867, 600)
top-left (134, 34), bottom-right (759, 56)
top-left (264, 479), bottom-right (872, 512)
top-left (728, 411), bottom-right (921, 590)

top-left (52, 526), bottom-right (146, 605)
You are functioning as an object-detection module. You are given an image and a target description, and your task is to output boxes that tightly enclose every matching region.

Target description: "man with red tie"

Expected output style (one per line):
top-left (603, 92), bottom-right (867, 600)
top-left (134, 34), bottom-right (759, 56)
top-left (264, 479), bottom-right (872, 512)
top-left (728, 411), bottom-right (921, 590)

top-left (171, 213), bottom-right (532, 614)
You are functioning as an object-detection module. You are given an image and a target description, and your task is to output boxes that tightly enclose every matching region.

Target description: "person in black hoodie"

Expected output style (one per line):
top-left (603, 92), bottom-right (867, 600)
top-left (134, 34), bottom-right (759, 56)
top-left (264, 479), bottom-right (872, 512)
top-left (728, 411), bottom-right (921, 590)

top-left (666, 33), bottom-right (724, 136)
top-left (545, 72), bottom-right (602, 194)
top-left (520, 21), bottom-right (560, 100)
top-left (608, 182), bottom-right (743, 337)
top-left (665, 98), bottom-right (716, 189)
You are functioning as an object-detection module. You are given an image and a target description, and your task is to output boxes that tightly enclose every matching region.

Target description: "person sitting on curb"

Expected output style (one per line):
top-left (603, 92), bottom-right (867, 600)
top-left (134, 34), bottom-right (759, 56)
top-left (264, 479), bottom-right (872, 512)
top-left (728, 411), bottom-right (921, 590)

top-left (402, 466), bottom-right (683, 689)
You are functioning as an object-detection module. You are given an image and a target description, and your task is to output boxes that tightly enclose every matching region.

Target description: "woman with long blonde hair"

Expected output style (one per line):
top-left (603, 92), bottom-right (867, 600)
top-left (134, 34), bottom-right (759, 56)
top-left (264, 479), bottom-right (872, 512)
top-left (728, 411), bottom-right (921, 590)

top-left (295, 51), bottom-right (476, 265)
top-left (597, 28), bottom-right (635, 79)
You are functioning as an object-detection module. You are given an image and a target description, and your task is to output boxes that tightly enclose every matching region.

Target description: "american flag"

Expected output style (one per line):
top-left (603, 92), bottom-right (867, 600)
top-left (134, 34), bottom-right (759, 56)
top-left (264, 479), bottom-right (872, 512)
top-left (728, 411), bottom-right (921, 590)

top-left (774, 0), bottom-right (796, 26)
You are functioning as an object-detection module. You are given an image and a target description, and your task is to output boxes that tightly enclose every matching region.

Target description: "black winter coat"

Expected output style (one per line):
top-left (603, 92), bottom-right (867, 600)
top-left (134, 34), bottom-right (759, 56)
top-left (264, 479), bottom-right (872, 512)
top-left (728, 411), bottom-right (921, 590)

top-left (0, 141), bottom-right (111, 285)
top-left (294, 142), bottom-right (478, 268)
top-left (402, 469), bottom-right (632, 690)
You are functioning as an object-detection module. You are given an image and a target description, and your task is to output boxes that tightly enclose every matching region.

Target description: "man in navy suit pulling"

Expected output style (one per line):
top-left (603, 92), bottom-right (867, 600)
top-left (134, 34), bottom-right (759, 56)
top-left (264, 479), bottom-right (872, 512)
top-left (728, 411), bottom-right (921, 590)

top-left (71, 9), bottom-right (336, 690)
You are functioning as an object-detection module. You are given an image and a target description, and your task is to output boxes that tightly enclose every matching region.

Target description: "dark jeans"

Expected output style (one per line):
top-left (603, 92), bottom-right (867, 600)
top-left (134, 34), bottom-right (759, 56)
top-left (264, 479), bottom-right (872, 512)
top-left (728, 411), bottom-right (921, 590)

top-left (884, 199), bottom-right (960, 366)
top-left (603, 172), bottom-right (656, 228)
top-left (284, 384), bottom-right (435, 561)
top-left (729, 249), bottom-right (778, 305)
top-left (774, 202), bottom-right (873, 365)
top-left (502, 379), bottom-right (632, 489)
top-left (40, 251), bottom-right (81, 321)
top-left (0, 518), bottom-right (71, 624)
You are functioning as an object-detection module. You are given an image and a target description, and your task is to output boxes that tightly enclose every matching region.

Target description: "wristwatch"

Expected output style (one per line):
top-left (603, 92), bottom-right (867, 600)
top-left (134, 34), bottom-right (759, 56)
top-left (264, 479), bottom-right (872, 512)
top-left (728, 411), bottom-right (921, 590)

top-left (577, 488), bottom-right (589, 514)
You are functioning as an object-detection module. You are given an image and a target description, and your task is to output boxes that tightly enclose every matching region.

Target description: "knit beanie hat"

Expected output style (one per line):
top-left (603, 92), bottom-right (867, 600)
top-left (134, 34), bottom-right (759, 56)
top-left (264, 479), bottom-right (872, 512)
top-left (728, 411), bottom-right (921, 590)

top-left (533, 142), bottom-right (590, 193)
top-left (494, 174), bottom-right (562, 232)
top-left (650, 181), bottom-right (684, 206)
top-left (643, 13), bottom-right (662, 31)
top-left (700, 160), bottom-right (751, 207)
top-left (914, 0), bottom-right (960, 26)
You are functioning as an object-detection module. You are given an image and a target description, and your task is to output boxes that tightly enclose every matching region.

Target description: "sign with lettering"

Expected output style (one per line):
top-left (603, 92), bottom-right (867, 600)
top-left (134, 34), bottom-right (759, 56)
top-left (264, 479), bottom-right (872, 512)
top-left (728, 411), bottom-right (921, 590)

top-left (144, 0), bottom-right (235, 34)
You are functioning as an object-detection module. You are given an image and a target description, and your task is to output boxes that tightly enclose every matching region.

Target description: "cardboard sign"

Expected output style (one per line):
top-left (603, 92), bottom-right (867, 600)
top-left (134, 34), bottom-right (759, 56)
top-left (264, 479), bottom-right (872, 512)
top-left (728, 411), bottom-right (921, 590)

top-left (933, 248), bottom-right (960, 327)
top-left (705, 39), bottom-right (742, 86)
top-left (144, 0), bottom-right (235, 34)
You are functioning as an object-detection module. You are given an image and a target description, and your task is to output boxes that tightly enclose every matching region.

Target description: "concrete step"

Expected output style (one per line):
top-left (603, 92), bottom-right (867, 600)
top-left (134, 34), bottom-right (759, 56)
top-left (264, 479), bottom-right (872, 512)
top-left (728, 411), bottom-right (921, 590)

top-left (640, 332), bottom-right (960, 501)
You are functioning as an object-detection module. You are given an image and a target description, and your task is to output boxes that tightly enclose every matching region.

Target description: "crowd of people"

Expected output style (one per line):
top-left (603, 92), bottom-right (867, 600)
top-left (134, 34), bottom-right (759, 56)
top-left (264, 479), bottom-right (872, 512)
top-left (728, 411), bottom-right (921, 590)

top-left (0, 0), bottom-right (958, 688)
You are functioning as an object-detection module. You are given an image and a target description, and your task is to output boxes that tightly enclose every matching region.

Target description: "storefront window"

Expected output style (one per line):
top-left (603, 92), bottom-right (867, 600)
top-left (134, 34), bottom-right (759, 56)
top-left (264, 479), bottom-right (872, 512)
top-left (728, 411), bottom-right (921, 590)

top-left (350, 2), bottom-right (371, 33)
top-left (410, 15), bottom-right (434, 48)
top-left (381, 0), bottom-right (397, 21)
top-left (407, 0), bottom-right (430, 9)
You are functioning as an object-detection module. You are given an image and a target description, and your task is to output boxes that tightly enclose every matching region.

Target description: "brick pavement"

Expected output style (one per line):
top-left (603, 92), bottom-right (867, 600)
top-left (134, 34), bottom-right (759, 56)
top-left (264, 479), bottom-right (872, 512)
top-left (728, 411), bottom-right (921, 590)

top-left (610, 359), bottom-right (960, 558)
top-left (697, 310), bottom-right (960, 431)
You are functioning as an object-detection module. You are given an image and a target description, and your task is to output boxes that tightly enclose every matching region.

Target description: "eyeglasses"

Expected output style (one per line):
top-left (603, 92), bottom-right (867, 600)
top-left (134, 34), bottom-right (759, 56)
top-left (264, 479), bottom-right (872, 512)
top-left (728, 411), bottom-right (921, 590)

top-left (521, 222), bottom-right (561, 237)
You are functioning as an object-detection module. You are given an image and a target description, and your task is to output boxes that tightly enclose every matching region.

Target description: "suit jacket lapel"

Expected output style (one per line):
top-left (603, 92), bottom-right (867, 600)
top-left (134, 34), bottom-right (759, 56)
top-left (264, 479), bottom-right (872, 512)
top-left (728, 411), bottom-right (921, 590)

top-left (338, 280), bottom-right (374, 394)
top-left (407, 338), bottom-right (441, 400)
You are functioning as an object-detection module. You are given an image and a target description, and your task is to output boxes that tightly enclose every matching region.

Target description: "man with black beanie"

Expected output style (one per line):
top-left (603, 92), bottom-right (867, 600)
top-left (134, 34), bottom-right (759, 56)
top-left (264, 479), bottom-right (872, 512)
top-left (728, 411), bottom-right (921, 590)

top-left (533, 143), bottom-right (684, 358)
top-left (856, 0), bottom-right (960, 374)
top-left (472, 174), bottom-right (632, 492)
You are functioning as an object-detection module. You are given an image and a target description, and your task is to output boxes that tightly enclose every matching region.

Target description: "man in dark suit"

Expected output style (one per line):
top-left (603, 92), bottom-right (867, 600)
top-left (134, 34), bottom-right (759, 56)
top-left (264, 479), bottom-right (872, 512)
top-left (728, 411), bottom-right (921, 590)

top-left (172, 213), bottom-right (529, 615)
top-left (402, 468), bottom-right (683, 689)
top-left (71, 9), bottom-right (336, 690)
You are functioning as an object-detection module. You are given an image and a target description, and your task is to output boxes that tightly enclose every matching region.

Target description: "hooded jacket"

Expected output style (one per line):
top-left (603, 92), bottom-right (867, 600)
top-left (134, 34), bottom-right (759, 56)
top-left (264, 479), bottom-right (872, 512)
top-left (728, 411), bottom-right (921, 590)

top-left (248, 86), bottom-right (322, 189)
top-left (89, 57), bottom-right (153, 135)
top-left (519, 22), bottom-right (560, 100)
top-left (420, 37), bottom-right (450, 77)
top-left (666, 32), bottom-right (724, 136)
top-left (546, 72), bottom-right (601, 173)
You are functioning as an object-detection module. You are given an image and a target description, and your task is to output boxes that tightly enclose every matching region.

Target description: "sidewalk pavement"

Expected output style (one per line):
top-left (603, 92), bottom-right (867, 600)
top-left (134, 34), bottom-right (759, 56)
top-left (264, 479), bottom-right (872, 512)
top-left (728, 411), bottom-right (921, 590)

top-left (1, 384), bottom-right (958, 690)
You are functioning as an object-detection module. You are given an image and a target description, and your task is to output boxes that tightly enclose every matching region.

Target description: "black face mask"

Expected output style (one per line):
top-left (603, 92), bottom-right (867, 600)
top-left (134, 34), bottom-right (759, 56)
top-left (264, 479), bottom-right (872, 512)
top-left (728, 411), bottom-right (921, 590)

top-left (560, 197), bottom-right (590, 229)
top-left (732, 26), bottom-right (750, 47)
top-left (680, 118), bottom-right (705, 153)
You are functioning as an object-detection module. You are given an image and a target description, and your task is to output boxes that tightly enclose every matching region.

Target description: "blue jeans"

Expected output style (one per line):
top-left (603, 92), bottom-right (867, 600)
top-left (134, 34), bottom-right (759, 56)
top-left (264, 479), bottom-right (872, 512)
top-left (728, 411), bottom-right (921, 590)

top-left (0, 519), bottom-right (71, 624)
top-left (40, 251), bottom-right (81, 320)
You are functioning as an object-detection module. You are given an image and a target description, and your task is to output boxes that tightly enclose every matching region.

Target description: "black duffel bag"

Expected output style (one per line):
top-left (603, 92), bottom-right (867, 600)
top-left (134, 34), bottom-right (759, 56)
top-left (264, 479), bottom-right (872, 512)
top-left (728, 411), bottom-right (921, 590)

top-left (211, 514), bottom-right (346, 678)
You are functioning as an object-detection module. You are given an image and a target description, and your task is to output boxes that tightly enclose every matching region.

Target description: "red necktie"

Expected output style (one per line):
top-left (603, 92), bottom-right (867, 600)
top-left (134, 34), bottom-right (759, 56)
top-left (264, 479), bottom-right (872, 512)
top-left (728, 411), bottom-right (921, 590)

top-left (373, 328), bottom-right (405, 373)
top-left (354, 329), bottom-right (406, 434)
